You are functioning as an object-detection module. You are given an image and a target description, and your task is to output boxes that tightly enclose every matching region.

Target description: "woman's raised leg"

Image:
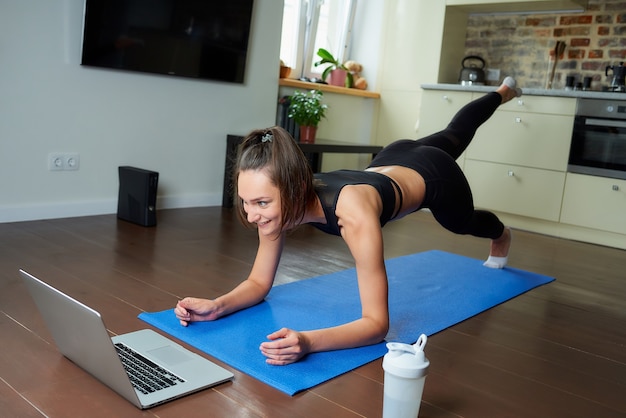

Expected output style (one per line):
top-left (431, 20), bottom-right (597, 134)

top-left (417, 77), bottom-right (523, 159)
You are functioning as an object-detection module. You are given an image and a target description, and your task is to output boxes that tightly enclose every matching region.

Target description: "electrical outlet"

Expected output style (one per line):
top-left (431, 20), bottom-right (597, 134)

top-left (48, 153), bottom-right (80, 171)
top-left (65, 153), bottom-right (80, 171)
top-left (48, 153), bottom-right (65, 171)
top-left (486, 68), bottom-right (501, 82)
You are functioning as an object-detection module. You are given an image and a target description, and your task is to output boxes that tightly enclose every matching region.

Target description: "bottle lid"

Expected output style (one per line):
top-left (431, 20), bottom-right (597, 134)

top-left (382, 334), bottom-right (430, 379)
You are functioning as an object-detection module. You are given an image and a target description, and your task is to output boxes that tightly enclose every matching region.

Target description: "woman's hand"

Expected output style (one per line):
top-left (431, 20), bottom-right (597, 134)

top-left (175, 297), bottom-right (221, 326)
top-left (259, 328), bottom-right (311, 365)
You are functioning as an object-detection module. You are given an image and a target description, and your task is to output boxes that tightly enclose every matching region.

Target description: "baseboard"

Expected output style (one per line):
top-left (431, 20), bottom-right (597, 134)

top-left (0, 193), bottom-right (222, 223)
top-left (494, 211), bottom-right (626, 251)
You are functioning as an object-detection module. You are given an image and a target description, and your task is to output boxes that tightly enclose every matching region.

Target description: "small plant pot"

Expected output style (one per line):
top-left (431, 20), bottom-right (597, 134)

top-left (279, 65), bottom-right (291, 78)
top-left (299, 125), bottom-right (317, 144)
top-left (328, 69), bottom-right (347, 87)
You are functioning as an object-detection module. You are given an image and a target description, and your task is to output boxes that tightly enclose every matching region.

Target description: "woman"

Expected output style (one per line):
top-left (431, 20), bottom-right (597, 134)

top-left (175, 78), bottom-right (521, 365)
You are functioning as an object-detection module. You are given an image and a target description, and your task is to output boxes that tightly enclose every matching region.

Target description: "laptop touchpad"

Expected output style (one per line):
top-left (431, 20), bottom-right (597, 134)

top-left (148, 345), bottom-right (192, 366)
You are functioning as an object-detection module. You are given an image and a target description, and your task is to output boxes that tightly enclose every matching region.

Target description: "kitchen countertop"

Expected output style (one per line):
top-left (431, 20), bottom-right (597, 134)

top-left (422, 83), bottom-right (626, 100)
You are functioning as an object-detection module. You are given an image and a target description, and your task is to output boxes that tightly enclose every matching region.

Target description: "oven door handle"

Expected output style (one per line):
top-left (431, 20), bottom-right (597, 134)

top-left (585, 118), bottom-right (626, 129)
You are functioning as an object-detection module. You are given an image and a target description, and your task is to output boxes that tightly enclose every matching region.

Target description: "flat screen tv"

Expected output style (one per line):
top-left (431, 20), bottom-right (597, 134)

top-left (81, 0), bottom-right (254, 83)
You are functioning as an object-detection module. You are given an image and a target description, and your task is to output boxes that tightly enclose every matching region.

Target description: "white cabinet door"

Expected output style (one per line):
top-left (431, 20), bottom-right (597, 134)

top-left (466, 111), bottom-right (573, 171)
top-left (561, 173), bottom-right (626, 235)
top-left (499, 95), bottom-right (576, 115)
top-left (464, 159), bottom-right (566, 222)
top-left (417, 90), bottom-right (473, 137)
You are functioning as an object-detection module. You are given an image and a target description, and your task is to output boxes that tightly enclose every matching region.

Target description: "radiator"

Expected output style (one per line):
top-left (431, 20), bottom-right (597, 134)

top-left (276, 96), bottom-right (300, 141)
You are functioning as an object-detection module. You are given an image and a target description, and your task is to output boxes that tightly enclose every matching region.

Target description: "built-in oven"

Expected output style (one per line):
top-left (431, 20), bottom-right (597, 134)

top-left (568, 98), bottom-right (626, 180)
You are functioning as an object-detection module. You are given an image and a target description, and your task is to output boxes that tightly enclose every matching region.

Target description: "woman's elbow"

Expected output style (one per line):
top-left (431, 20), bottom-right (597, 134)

top-left (362, 311), bottom-right (389, 343)
top-left (371, 321), bottom-right (389, 344)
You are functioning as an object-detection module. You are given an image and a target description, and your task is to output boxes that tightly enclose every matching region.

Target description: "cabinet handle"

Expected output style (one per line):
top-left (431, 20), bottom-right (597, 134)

top-left (612, 184), bottom-right (620, 191)
top-left (508, 170), bottom-right (515, 177)
top-left (442, 95), bottom-right (449, 102)
top-left (517, 99), bottom-right (524, 106)
top-left (515, 117), bottom-right (522, 123)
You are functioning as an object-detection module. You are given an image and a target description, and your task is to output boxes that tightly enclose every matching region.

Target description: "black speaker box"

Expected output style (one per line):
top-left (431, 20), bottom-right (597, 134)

top-left (117, 166), bottom-right (159, 227)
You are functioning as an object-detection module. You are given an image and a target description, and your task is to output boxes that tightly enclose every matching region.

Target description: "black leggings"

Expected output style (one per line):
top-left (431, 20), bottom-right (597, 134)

top-left (369, 92), bottom-right (504, 239)
top-left (418, 92), bottom-right (503, 159)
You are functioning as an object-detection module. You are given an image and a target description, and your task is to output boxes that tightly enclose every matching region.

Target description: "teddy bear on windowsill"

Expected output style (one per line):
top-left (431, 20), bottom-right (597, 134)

top-left (344, 60), bottom-right (368, 90)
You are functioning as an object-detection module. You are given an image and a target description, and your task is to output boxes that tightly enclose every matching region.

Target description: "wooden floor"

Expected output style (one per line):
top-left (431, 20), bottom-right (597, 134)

top-left (1, 207), bottom-right (625, 417)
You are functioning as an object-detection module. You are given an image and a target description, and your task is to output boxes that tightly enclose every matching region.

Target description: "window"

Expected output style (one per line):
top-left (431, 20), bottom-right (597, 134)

top-left (280, 0), bottom-right (356, 80)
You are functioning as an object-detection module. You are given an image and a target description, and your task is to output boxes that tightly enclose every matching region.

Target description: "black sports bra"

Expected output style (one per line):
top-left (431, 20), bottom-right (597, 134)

top-left (309, 170), bottom-right (402, 236)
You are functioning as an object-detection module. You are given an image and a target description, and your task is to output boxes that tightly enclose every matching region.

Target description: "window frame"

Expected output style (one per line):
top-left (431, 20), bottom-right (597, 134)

top-left (281, 0), bottom-right (356, 80)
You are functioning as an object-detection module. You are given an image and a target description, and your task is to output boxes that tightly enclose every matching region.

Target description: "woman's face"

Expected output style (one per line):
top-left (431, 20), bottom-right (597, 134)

top-left (238, 169), bottom-right (282, 236)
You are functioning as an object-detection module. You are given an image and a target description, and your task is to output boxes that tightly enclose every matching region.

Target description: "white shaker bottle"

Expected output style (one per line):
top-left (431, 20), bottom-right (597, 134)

top-left (382, 334), bottom-right (429, 418)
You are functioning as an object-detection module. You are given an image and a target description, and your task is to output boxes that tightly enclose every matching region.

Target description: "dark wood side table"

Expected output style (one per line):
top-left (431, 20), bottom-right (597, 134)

top-left (222, 135), bottom-right (383, 208)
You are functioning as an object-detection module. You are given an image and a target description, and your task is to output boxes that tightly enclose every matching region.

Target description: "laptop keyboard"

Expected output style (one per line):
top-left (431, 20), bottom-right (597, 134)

top-left (115, 342), bottom-right (185, 394)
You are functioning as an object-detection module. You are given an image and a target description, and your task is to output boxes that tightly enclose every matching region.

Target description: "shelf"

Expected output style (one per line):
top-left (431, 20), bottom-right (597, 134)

top-left (279, 78), bottom-right (380, 99)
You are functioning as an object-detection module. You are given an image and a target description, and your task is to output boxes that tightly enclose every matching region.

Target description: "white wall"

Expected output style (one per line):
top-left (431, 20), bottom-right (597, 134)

top-left (0, 0), bottom-right (284, 222)
top-left (375, 0), bottom-right (446, 145)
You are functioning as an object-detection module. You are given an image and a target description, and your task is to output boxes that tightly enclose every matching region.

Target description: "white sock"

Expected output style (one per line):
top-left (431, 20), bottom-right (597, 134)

top-left (483, 255), bottom-right (508, 269)
top-left (502, 76), bottom-right (522, 97)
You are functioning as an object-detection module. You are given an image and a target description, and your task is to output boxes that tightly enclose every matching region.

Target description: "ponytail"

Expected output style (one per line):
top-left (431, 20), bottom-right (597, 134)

top-left (233, 126), bottom-right (316, 232)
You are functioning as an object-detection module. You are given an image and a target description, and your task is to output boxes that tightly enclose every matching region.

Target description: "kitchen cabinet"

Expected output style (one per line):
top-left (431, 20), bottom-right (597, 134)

top-left (561, 174), bottom-right (626, 235)
top-left (498, 94), bottom-right (576, 115)
top-left (418, 87), bottom-right (626, 249)
top-left (464, 95), bottom-right (575, 221)
top-left (466, 96), bottom-right (575, 171)
top-left (417, 90), bottom-right (473, 137)
top-left (417, 90), bottom-right (473, 168)
top-left (464, 160), bottom-right (566, 222)
top-left (418, 91), bottom-right (575, 222)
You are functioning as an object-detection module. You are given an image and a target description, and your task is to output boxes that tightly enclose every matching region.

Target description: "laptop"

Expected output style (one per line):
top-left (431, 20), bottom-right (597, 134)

top-left (19, 269), bottom-right (234, 409)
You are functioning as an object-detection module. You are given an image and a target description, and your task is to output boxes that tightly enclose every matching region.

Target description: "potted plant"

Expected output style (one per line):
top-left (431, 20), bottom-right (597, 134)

top-left (314, 48), bottom-right (354, 88)
top-left (287, 89), bottom-right (328, 143)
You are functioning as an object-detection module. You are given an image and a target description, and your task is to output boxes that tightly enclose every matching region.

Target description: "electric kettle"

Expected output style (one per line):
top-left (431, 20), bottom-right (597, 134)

top-left (459, 55), bottom-right (486, 85)
top-left (606, 62), bottom-right (626, 89)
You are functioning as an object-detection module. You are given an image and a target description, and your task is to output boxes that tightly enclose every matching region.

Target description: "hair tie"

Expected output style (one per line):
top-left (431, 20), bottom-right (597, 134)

top-left (261, 132), bottom-right (273, 143)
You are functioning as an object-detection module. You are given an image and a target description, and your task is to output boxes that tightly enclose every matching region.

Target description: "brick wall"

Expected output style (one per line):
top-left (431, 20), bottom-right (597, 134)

top-left (464, 0), bottom-right (626, 90)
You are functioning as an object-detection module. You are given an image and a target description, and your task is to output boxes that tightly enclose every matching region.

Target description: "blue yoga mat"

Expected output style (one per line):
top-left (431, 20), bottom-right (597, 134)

top-left (139, 250), bottom-right (554, 395)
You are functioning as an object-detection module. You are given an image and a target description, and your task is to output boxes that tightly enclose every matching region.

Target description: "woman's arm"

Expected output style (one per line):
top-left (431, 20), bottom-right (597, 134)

top-left (260, 185), bottom-right (389, 364)
top-left (310, 185), bottom-right (390, 348)
top-left (175, 230), bottom-right (284, 325)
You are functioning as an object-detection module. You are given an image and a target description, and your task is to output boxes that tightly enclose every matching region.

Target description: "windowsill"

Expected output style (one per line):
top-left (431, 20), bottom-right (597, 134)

top-left (279, 78), bottom-right (380, 99)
